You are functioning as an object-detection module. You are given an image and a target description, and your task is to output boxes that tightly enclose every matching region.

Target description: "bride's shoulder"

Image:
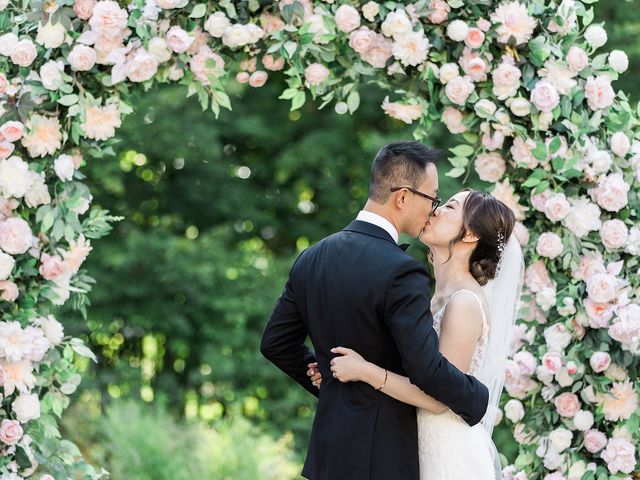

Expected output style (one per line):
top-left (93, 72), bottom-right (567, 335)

top-left (441, 288), bottom-right (489, 332)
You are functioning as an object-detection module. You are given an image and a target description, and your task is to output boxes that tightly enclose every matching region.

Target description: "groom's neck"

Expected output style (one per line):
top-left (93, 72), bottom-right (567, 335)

top-left (362, 200), bottom-right (401, 233)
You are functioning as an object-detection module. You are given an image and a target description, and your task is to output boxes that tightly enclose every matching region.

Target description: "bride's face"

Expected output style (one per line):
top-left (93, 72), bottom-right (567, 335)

top-left (419, 191), bottom-right (470, 247)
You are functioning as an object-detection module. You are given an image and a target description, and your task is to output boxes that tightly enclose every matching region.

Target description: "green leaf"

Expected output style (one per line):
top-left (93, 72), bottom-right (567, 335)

top-left (291, 91), bottom-right (306, 111)
top-left (189, 3), bottom-right (206, 18)
top-left (346, 91), bottom-right (360, 113)
top-left (583, 7), bottom-right (594, 26)
top-left (70, 339), bottom-right (97, 362)
top-left (42, 209), bottom-right (57, 232)
top-left (214, 90), bottom-right (232, 111)
top-left (446, 167), bottom-right (465, 178)
top-left (57, 94), bottom-right (78, 106)
top-left (449, 144), bottom-right (474, 157)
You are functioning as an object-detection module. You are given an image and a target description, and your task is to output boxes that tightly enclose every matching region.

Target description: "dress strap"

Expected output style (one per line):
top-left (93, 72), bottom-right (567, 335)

top-left (444, 290), bottom-right (489, 339)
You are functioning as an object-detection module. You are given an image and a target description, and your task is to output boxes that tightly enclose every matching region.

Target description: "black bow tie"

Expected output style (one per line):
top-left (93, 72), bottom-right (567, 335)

top-left (399, 243), bottom-right (410, 251)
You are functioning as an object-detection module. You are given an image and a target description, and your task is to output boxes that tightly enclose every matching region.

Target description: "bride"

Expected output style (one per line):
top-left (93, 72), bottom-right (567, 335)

top-left (307, 189), bottom-right (524, 479)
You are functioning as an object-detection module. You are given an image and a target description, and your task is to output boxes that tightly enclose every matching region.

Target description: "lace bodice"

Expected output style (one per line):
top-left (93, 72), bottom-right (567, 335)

top-left (431, 289), bottom-right (489, 376)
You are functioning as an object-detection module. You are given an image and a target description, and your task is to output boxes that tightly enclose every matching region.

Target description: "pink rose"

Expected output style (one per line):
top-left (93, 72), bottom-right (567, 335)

top-left (189, 46), bottom-right (224, 86)
top-left (68, 44), bottom-right (97, 72)
top-left (235, 72), bottom-right (249, 83)
top-left (0, 121), bottom-right (24, 143)
top-left (492, 63), bottom-right (522, 100)
top-left (0, 280), bottom-right (18, 302)
top-left (591, 173), bottom-right (629, 212)
top-left (335, 5), bottom-right (360, 33)
top-left (39, 252), bottom-right (67, 281)
top-left (304, 63), bottom-right (329, 86)
top-left (586, 273), bottom-right (617, 303)
top-left (610, 132), bottom-right (630, 157)
top-left (510, 137), bottom-right (537, 169)
top-left (554, 392), bottom-right (581, 417)
top-left (584, 429), bottom-right (607, 453)
top-left (360, 34), bottom-right (393, 69)
top-left (504, 360), bottom-right (522, 387)
top-left (260, 13), bottom-right (285, 35)
top-left (513, 351), bottom-right (537, 376)
top-left (427, 0), bottom-right (450, 24)
top-left (600, 219), bottom-right (628, 250)
top-left (542, 352), bottom-right (562, 374)
top-left (249, 70), bottom-right (268, 88)
top-left (459, 48), bottom-right (488, 82)
top-left (536, 232), bottom-right (563, 259)
top-left (601, 437), bottom-right (636, 474)
top-left (585, 75), bottom-right (615, 110)
top-left (0, 419), bottom-right (22, 445)
top-left (584, 298), bottom-right (614, 328)
top-left (442, 107), bottom-right (466, 134)
top-left (544, 193), bottom-right (570, 222)
top-left (566, 361), bottom-right (577, 375)
top-left (530, 189), bottom-right (552, 212)
top-left (73, 0), bottom-right (95, 20)
top-left (474, 152), bottom-right (506, 183)
top-left (127, 49), bottom-right (158, 83)
top-left (566, 46), bottom-right (588, 72)
top-left (477, 18), bottom-right (491, 32)
top-left (10, 39), bottom-right (37, 67)
top-left (0, 217), bottom-right (33, 255)
top-left (382, 97), bottom-right (423, 124)
top-left (445, 75), bottom-right (474, 106)
top-left (166, 26), bottom-right (194, 53)
top-left (590, 351), bottom-right (611, 373)
top-left (465, 27), bottom-right (485, 49)
top-left (0, 141), bottom-right (14, 160)
top-left (261, 54), bottom-right (284, 71)
top-left (88, 0), bottom-right (128, 39)
top-left (530, 80), bottom-right (559, 113)
top-left (0, 73), bottom-right (7, 96)
top-left (349, 27), bottom-right (376, 54)
top-left (513, 222), bottom-right (529, 246)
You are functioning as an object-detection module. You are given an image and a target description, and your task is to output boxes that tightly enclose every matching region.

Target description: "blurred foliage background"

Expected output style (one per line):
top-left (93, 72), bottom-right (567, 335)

top-left (56, 2), bottom-right (639, 477)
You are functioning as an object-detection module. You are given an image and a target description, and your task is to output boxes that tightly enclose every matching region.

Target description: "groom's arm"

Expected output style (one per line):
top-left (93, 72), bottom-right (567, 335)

top-left (261, 259), bottom-right (318, 398)
top-left (384, 259), bottom-right (489, 426)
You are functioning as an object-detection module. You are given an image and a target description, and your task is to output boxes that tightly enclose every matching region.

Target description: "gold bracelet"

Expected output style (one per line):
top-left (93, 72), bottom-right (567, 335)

top-left (376, 369), bottom-right (388, 391)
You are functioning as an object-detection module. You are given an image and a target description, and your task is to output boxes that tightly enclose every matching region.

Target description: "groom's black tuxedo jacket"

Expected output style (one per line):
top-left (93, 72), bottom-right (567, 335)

top-left (261, 220), bottom-right (489, 480)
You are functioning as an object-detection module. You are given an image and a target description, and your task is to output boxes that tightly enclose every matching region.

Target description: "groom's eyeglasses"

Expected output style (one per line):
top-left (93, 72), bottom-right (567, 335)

top-left (390, 187), bottom-right (441, 213)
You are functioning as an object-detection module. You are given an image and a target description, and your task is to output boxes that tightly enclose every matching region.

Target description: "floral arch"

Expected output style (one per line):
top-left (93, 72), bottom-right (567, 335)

top-left (0, 0), bottom-right (638, 478)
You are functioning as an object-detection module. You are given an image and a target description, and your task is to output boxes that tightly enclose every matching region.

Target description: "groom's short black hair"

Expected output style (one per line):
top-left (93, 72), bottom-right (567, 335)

top-left (369, 141), bottom-right (441, 203)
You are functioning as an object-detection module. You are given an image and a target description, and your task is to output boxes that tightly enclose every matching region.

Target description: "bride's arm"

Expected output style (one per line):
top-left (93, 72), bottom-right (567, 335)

top-left (330, 295), bottom-right (483, 413)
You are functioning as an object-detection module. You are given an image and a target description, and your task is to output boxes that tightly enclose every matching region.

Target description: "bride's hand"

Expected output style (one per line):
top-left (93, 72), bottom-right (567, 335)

top-left (306, 362), bottom-right (322, 389)
top-left (330, 347), bottom-right (370, 383)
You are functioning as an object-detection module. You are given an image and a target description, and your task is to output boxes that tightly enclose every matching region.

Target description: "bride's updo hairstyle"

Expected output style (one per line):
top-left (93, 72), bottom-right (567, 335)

top-left (449, 190), bottom-right (516, 286)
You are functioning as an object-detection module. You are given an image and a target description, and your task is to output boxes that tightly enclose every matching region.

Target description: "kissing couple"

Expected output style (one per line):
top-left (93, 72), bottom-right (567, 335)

top-left (261, 141), bottom-right (525, 480)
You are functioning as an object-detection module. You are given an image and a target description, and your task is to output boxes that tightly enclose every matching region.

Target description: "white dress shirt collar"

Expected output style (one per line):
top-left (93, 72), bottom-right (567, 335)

top-left (356, 210), bottom-right (399, 244)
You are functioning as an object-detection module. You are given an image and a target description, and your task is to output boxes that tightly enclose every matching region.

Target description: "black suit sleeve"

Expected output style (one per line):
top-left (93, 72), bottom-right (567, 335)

top-left (384, 259), bottom-right (489, 426)
top-left (260, 256), bottom-right (318, 398)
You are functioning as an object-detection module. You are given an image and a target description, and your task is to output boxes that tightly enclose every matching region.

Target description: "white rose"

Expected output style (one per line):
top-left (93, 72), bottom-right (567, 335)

top-left (504, 399), bottom-right (525, 422)
top-left (0, 33), bottom-right (19, 56)
top-left (474, 99), bottom-right (496, 118)
top-left (334, 4), bottom-right (360, 33)
top-left (544, 324), bottom-right (572, 352)
top-left (447, 20), bottom-right (469, 42)
top-left (39, 60), bottom-right (65, 90)
top-left (204, 12), bottom-right (230, 38)
top-left (608, 50), bottom-right (629, 73)
top-left (12, 393), bottom-right (41, 423)
top-left (362, 1), bottom-right (379, 22)
top-left (610, 131), bottom-right (630, 157)
top-left (536, 287), bottom-right (556, 311)
top-left (549, 428), bottom-right (573, 452)
top-left (584, 25), bottom-right (607, 49)
top-left (381, 10), bottom-right (412, 38)
top-left (36, 20), bottom-right (67, 49)
top-left (0, 155), bottom-right (33, 198)
top-left (0, 0), bottom-right (8, 11)
top-left (34, 315), bottom-right (64, 346)
top-left (573, 410), bottom-right (594, 431)
top-left (0, 251), bottom-right (15, 280)
top-left (507, 97), bottom-right (531, 117)
top-left (24, 172), bottom-right (51, 208)
top-left (165, 26), bottom-right (194, 53)
top-left (562, 197), bottom-right (601, 238)
top-left (439, 63), bottom-right (459, 84)
top-left (567, 461), bottom-right (588, 480)
top-left (68, 44), bottom-right (96, 71)
top-left (54, 154), bottom-right (75, 182)
top-left (148, 37), bottom-right (171, 64)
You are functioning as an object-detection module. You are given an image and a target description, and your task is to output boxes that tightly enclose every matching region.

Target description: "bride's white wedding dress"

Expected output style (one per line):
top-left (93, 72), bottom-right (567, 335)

top-left (417, 289), bottom-right (496, 480)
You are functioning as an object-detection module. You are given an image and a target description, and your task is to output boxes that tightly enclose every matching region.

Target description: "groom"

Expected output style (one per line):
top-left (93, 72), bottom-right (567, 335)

top-left (261, 141), bottom-right (489, 480)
